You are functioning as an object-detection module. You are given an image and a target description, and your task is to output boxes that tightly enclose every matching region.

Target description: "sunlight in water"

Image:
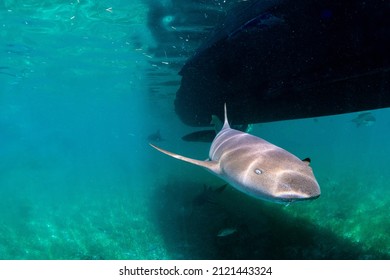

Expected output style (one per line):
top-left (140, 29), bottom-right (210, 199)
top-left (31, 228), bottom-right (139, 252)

top-left (0, 0), bottom-right (389, 260)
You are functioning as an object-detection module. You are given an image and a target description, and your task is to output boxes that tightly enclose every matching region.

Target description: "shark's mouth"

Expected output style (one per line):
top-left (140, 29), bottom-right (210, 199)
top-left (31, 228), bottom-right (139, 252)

top-left (279, 193), bottom-right (321, 203)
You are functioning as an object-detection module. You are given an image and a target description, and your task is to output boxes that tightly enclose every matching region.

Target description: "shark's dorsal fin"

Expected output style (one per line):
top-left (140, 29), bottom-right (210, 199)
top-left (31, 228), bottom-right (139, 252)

top-left (222, 103), bottom-right (230, 130)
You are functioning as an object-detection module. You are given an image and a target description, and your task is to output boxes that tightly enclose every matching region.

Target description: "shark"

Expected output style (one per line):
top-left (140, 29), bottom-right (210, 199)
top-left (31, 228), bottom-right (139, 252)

top-left (150, 104), bottom-right (321, 204)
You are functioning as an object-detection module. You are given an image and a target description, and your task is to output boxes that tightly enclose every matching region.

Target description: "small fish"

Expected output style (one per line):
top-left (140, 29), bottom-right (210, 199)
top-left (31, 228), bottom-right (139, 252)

top-left (217, 227), bottom-right (237, 237)
top-left (181, 115), bottom-right (221, 142)
top-left (147, 130), bottom-right (163, 142)
top-left (351, 112), bottom-right (376, 127)
top-left (182, 130), bottom-right (216, 142)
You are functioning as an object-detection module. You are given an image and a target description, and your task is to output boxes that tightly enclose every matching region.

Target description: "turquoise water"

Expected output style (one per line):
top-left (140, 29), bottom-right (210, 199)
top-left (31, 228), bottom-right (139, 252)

top-left (0, 1), bottom-right (389, 259)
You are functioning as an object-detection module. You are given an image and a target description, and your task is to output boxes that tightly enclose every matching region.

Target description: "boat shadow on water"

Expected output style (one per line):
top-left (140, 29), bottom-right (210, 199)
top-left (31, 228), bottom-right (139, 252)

top-left (149, 178), bottom-right (389, 260)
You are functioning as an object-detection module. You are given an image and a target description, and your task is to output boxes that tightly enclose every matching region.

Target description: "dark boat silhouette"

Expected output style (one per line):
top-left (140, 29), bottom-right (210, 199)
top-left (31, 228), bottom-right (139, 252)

top-left (173, 0), bottom-right (390, 126)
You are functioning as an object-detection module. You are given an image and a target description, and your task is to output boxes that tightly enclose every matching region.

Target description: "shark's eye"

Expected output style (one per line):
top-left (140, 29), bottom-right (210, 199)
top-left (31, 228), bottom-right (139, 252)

top-left (255, 168), bottom-right (263, 175)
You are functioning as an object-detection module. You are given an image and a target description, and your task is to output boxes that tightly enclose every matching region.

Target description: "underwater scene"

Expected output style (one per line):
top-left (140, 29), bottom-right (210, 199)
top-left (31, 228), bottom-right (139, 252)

top-left (0, 0), bottom-right (389, 260)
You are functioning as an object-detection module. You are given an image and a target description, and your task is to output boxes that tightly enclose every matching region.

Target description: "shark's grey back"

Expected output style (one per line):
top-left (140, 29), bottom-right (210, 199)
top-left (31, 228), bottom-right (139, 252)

top-left (210, 128), bottom-right (275, 161)
top-left (208, 121), bottom-right (320, 203)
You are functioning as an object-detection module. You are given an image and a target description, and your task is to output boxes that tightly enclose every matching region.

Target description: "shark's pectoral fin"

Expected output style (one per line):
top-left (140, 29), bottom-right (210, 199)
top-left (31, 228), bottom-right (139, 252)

top-left (302, 157), bottom-right (311, 165)
top-left (150, 143), bottom-right (220, 173)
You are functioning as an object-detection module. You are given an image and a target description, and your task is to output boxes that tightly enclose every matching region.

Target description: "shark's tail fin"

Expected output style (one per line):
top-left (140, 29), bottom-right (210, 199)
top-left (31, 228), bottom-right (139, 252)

top-left (222, 103), bottom-right (230, 130)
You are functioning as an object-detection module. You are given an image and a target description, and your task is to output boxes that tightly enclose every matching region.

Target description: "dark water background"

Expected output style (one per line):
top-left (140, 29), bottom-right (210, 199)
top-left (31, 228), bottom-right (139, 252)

top-left (0, 1), bottom-right (389, 259)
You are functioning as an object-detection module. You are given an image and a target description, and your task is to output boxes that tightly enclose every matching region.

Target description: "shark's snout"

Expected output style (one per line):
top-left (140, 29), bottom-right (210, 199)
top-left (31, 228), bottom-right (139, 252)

top-left (276, 172), bottom-right (321, 202)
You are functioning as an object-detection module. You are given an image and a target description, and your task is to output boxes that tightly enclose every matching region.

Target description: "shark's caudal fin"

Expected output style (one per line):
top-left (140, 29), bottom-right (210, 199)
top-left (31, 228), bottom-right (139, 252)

top-left (222, 103), bottom-right (230, 130)
top-left (149, 143), bottom-right (220, 173)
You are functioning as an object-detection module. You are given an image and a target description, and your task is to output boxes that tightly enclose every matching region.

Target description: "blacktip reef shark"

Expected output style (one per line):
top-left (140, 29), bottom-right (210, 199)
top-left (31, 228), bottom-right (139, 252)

top-left (150, 104), bottom-right (320, 204)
